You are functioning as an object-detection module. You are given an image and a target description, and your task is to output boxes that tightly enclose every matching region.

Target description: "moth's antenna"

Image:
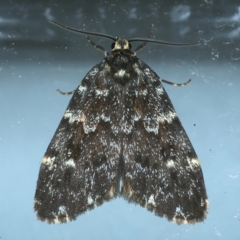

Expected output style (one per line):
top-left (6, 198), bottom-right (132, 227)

top-left (129, 37), bottom-right (199, 47)
top-left (49, 20), bottom-right (116, 41)
top-left (49, 20), bottom-right (199, 47)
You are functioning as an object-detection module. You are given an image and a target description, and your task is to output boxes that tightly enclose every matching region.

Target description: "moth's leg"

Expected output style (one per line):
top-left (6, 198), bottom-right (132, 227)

top-left (57, 89), bottom-right (75, 95)
top-left (162, 78), bottom-right (192, 87)
top-left (134, 24), bottom-right (154, 52)
top-left (86, 35), bottom-right (109, 56)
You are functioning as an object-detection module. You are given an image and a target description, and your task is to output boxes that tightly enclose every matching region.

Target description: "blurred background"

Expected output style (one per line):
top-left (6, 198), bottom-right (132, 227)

top-left (0, 0), bottom-right (240, 239)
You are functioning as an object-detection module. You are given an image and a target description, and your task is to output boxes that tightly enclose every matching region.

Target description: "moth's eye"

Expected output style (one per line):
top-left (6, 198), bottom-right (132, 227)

top-left (129, 43), bottom-right (132, 49)
top-left (111, 42), bottom-right (115, 49)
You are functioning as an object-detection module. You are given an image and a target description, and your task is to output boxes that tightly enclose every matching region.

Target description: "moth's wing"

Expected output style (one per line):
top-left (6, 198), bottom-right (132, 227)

top-left (121, 61), bottom-right (208, 224)
top-left (34, 63), bottom-right (122, 223)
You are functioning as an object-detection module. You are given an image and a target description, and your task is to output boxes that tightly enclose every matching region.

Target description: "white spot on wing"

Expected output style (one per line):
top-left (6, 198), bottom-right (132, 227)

top-left (64, 110), bottom-right (86, 123)
top-left (95, 89), bottom-right (109, 96)
top-left (53, 218), bottom-right (61, 224)
top-left (65, 159), bottom-right (76, 168)
top-left (108, 187), bottom-right (115, 198)
top-left (52, 205), bottom-right (70, 223)
top-left (191, 158), bottom-right (200, 166)
top-left (87, 195), bottom-right (94, 205)
top-left (133, 64), bottom-right (141, 75)
top-left (172, 206), bottom-right (189, 224)
top-left (157, 111), bottom-right (177, 123)
top-left (87, 67), bottom-right (99, 78)
top-left (58, 205), bottom-right (67, 214)
top-left (83, 122), bottom-right (97, 134)
top-left (166, 159), bottom-right (175, 168)
top-left (156, 86), bottom-right (164, 95)
top-left (101, 113), bottom-right (110, 122)
top-left (143, 124), bottom-right (159, 134)
top-left (147, 194), bottom-right (156, 207)
top-left (78, 85), bottom-right (87, 93)
top-left (187, 157), bottom-right (200, 170)
top-left (135, 88), bottom-right (148, 96)
top-left (172, 216), bottom-right (188, 224)
top-left (42, 156), bottom-right (55, 170)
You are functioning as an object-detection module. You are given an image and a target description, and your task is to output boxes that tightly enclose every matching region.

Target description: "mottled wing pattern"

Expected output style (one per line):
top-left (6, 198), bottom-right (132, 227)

top-left (121, 61), bottom-right (208, 224)
top-left (35, 55), bottom-right (208, 224)
top-left (34, 63), bottom-right (122, 223)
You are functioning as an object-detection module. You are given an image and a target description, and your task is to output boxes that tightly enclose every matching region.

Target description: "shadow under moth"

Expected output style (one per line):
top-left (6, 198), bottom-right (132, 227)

top-left (34, 21), bottom-right (208, 224)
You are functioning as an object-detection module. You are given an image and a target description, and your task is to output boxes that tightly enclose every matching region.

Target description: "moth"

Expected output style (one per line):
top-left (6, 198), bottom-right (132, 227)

top-left (34, 21), bottom-right (208, 224)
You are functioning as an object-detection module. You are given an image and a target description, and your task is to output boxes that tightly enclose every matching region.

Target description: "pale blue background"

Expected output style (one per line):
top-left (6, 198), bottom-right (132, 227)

top-left (1, 1), bottom-right (240, 239)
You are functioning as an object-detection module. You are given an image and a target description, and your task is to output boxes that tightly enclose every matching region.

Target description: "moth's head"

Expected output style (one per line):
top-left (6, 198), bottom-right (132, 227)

top-left (111, 38), bottom-right (132, 51)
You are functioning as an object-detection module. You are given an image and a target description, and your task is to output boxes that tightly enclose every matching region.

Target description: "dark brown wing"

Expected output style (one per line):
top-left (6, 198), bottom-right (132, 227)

top-left (34, 57), bottom-right (208, 224)
top-left (34, 62), bottom-right (122, 223)
top-left (121, 61), bottom-right (208, 224)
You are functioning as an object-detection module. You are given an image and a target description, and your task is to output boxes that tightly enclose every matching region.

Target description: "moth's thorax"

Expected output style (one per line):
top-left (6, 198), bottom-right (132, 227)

top-left (106, 40), bottom-right (137, 86)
